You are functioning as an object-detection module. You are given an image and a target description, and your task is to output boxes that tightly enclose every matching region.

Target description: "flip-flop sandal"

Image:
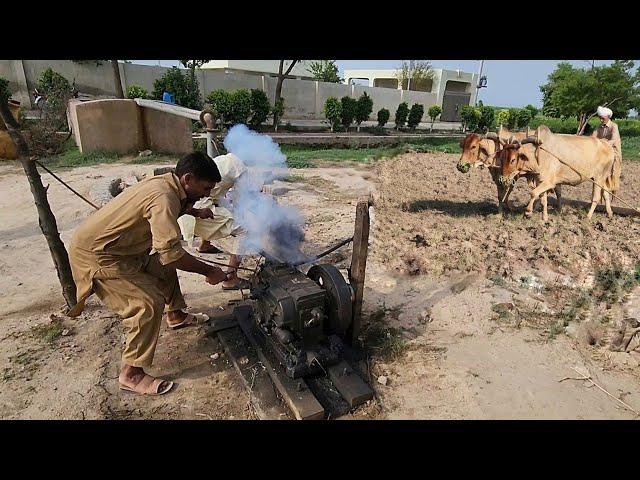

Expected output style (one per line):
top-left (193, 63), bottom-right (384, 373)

top-left (222, 278), bottom-right (251, 290)
top-left (198, 245), bottom-right (223, 254)
top-left (166, 312), bottom-right (210, 330)
top-left (119, 374), bottom-right (174, 396)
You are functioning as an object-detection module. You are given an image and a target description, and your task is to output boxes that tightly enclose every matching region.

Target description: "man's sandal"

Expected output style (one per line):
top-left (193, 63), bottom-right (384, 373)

top-left (166, 312), bottom-right (210, 330)
top-left (119, 374), bottom-right (174, 396)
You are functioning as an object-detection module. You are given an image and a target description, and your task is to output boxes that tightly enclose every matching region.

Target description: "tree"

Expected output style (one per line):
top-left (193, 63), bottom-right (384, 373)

top-left (496, 109), bottom-right (510, 128)
top-left (377, 108), bottom-right (390, 127)
top-left (152, 67), bottom-right (202, 110)
top-left (395, 60), bottom-right (434, 91)
top-left (228, 90), bottom-right (252, 125)
top-left (506, 108), bottom-right (519, 130)
top-left (324, 97), bottom-right (342, 132)
top-left (407, 103), bottom-right (424, 130)
top-left (477, 105), bottom-right (495, 133)
top-left (273, 60), bottom-right (299, 131)
top-left (540, 60), bottom-right (640, 134)
top-left (394, 102), bottom-right (409, 129)
top-left (460, 105), bottom-right (481, 132)
top-left (354, 92), bottom-right (373, 132)
top-left (515, 108), bottom-right (533, 129)
top-left (249, 89), bottom-right (271, 128)
top-left (307, 60), bottom-right (343, 83)
top-left (111, 60), bottom-right (124, 98)
top-left (179, 60), bottom-right (210, 106)
top-left (0, 76), bottom-right (77, 308)
top-left (206, 90), bottom-right (232, 126)
top-left (524, 104), bottom-right (539, 118)
top-left (427, 105), bottom-right (442, 132)
top-left (340, 96), bottom-right (357, 130)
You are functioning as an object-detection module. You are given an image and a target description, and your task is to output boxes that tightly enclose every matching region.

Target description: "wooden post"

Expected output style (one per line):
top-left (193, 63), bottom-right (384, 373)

top-left (348, 197), bottom-right (371, 346)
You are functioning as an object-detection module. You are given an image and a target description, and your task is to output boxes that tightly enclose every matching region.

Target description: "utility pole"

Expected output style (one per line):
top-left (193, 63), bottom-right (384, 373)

top-left (474, 60), bottom-right (486, 106)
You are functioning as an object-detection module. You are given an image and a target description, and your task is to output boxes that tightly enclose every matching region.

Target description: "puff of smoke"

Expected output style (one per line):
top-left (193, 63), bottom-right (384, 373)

top-left (223, 124), bottom-right (310, 264)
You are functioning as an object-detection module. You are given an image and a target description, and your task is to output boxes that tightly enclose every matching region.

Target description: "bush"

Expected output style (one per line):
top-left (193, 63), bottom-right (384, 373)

top-left (341, 96), bottom-right (358, 130)
top-left (516, 108), bottom-right (534, 129)
top-left (460, 105), bottom-right (481, 132)
top-left (249, 89), bottom-right (270, 128)
top-left (324, 97), bottom-right (342, 131)
top-left (355, 92), bottom-right (373, 130)
top-left (228, 89), bottom-right (252, 125)
top-left (206, 89), bottom-right (232, 124)
top-left (152, 67), bottom-right (202, 110)
top-left (37, 68), bottom-right (71, 96)
top-left (377, 108), bottom-right (390, 127)
top-left (427, 105), bottom-right (442, 122)
top-left (477, 105), bottom-right (495, 132)
top-left (126, 85), bottom-right (148, 99)
top-left (395, 102), bottom-right (409, 129)
top-left (524, 104), bottom-right (539, 118)
top-left (407, 103), bottom-right (424, 130)
top-left (507, 108), bottom-right (519, 130)
top-left (496, 109), bottom-right (510, 128)
top-left (272, 97), bottom-right (285, 129)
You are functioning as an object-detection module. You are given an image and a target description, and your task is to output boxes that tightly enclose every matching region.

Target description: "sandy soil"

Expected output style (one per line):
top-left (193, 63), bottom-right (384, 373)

top-left (1, 153), bottom-right (639, 419)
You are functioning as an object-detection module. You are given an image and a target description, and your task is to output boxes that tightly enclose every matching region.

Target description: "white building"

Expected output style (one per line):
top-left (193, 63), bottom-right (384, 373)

top-left (343, 68), bottom-right (478, 122)
top-left (200, 60), bottom-right (317, 80)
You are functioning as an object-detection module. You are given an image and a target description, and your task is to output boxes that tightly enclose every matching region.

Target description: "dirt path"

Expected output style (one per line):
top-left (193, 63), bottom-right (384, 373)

top-left (1, 154), bottom-right (639, 419)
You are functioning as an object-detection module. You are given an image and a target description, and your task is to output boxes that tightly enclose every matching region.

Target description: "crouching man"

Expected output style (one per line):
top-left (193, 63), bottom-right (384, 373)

top-left (66, 152), bottom-right (228, 396)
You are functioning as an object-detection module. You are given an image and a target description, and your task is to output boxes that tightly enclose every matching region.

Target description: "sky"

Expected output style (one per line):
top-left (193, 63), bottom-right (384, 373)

top-left (132, 60), bottom-right (619, 108)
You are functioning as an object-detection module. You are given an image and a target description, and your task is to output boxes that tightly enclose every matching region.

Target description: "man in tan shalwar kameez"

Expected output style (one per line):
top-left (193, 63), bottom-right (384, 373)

top-left (592, 105), bottom-right (622, 193)
top-left (66, 152), bottom-right (228, 396)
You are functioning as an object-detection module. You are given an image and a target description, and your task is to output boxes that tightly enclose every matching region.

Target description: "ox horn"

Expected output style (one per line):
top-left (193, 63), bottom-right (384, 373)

top-left (508, 135), bottom-right (520, 148)
top-left (521, 136), bottom-right (542, 146)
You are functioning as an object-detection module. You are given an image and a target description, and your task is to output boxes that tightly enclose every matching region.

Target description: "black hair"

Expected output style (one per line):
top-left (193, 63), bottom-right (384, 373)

top-left (175, 151), bottom-right (221, 182)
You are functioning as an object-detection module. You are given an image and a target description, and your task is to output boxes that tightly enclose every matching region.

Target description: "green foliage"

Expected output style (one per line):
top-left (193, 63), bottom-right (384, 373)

top-left (477, 105), bottom-right (495, 132)
top-left (524, 104), bottom-right (539, 117)
top-left (206, 89), bottom-right (232, 123)
top-left (515, 108), bottom-right (534, 129)
top-left (249, 89), bottom-right (271, 127)
top-left (506, 108), bottom-right (519, 130)
top-left (38, 68), bottom-right (71, 97)
top-left (340, 96), bottom-right (358, 129)
top-left (152, 67), bottom-right (202, 110)
top-left (407, 103), bottom-right (424, 129)
top-left (228, 89), bottom-right (252, 125)
top-left (395, 102), bottom-right (409, 129)
top-left (125, 85), bottom-right (148, 99)
top-left (540, 61), bottom-right (640, 120)
top-left (427, 105), bottom-right (442, 122)
top-left (377, 108), bottom-right (390, 127)
top-left (355, 92), bottom-right (373, 127)
top-left (496, 108), bottom-right (510, 127)
top-left (272, 97), bottom-right (285, 127)
top-left (324, 97), bottom-right (342, 131)
top-left (307, 60), bottom-right (343, 83)
top-left (460, 105), bottom-right (481, 132)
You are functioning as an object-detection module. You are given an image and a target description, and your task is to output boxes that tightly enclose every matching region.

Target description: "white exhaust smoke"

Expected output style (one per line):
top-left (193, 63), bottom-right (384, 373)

top-left (223, 124), bottom-right (310, 264)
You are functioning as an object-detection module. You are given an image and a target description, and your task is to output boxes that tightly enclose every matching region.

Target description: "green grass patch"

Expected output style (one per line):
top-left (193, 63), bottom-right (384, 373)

top-left (280, 137), bottom-right (462, 169)
top-left (30, 321), bottom-right (64, 344)
top-left (622, 136), bottom-right (640, 160)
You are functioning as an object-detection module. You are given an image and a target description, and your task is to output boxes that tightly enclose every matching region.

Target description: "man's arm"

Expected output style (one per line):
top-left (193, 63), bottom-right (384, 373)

top-left (171, 252), bottom-right (228, 285)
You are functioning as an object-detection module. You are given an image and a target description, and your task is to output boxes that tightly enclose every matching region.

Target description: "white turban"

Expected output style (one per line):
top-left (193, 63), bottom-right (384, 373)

top-left (597, 106), bottom-right (613, 118)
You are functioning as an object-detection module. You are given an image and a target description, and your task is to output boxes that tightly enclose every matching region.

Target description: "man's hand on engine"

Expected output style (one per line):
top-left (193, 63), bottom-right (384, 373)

top-left (206, 267), bottom-right (228, 286)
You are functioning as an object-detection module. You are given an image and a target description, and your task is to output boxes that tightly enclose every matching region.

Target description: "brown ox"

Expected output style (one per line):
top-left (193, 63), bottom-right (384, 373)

top-left (456, 127), bottom-right (561, 214)
top-left (498, 125), bottom-right (617, 222)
